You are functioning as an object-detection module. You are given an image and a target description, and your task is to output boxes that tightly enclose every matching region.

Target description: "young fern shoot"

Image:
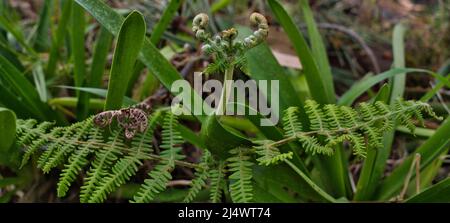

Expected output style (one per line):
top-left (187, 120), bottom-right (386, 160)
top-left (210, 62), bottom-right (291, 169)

top-left (192, 12), bottom-right (268, 115)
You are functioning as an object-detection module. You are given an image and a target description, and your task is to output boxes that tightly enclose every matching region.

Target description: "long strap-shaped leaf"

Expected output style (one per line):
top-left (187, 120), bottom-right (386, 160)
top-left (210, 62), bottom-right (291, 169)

top-left (267, 0), bottom-right (335, 104)
top-left (74, 0), bottom-right (207, 122)
top-left (268, 0), bottom-right (350, 198)
top-left (104, 11), bottom-right (146, 110)
top-left (375, 117), bottom-right (450, 200)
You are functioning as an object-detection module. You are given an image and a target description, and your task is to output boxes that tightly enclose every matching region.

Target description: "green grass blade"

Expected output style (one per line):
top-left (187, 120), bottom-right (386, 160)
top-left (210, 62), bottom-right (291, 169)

top-left (298, 0), bottom-right (335, 98)
top-left (375, 117), bottom-right (450, 200)
top-left (339, 68), bottom-right (450, 106)
top-left (47, 0), bottom-right (72, 78)
top-left (354, 25), bottom-right (408, 200)
top-left (71, 3), bottom-right (89, 119)
top-left (267, 0), bottom-right (351, 198)
top-left (104, 11), bottom-right (146, 111)
top-left (149, 0), bottom-right (182, 45)
top-left (406, 178), bottom-right (450, 203)
top-left (74, 0), bottom-right (207, 122)
top-left (0, 14), bottom-right (36, 57)
top-left (268, 0), bottom-right (334, 104)
top-left (56, 85), bottom-right (136, 106)
top-left (0, 55), bottom-right (50, 120)
top-left (389, 23), bottom-right (407, 101)
top-left (89, 26), bottom-right (113, 88)
top-left (33, 0), bottom-right (54, 51)
top-left (32, 62), bottom-right (48, 102)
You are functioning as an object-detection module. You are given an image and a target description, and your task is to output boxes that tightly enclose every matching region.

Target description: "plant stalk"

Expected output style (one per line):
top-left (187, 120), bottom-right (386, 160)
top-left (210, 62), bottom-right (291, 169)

top-left (216, 65), bottom-right (234, 115)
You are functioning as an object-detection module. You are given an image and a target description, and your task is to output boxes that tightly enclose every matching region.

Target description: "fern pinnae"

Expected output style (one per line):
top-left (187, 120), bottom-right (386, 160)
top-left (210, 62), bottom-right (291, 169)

top-left (36, 127), bottom-right (65, 170)
top-left (41, 119), bottom-right (94, 173)
top-left (283, 107), bottom-right (303, 137)
top-left (227, 147), bottom-right (254, 203)
top-left (57, 127), bottom-right (103, 198)
top-left (89, 119), bottom-right (155, 203)
top-left (80, 129), bottom-right (125, 203)
top-left (273, 99), bottom-right (439, 158)
top-left (254, 140), bottom-right (293, 166)
top-left (209, 161), bottom-right (226, 203)
top-left (18, 121), bottom-right (54, 167)
top-left (304, 100), bottom-right (328, 132)
top-left (324, 104), bottom-right (345, 131)
top-left (132, 112), bottom-right (185, 203)
top-left (183, 151), bottom-right (211, 203)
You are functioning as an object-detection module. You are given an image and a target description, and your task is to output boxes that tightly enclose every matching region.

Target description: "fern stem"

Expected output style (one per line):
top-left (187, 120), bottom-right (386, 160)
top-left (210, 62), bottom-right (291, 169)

top-left (216, 65), bottom-right (234, 115)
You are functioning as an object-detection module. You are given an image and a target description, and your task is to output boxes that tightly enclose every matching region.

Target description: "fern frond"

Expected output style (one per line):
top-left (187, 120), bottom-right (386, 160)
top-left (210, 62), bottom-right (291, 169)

top-left (88, 114), bottom-right (157, 203)
top-left (40, 119), bottom-right (93, 173)
top-left (17, 120), bottom-right (54, 167)
top-left (271, 99), bottom-right (439, 158)
top-left (282, 107), bottom-right (303, 137)
top-left (209, 161), bottom-right (226, 203)
top-left (304, 100), bottom-right (328, 132)
top-left (57, 128), bottom-right (103, 197)
top-left (227, 147), bottom-right (253, 203)
top-left (183, 150), bottom-right (211, 203)
top-left (131, 112), bottom-right (185, 203)
top-left (297, 135), bottom-right (334, 156)
top-left (80, 130), bottom-right (125, 203)
top-left (254, 140), bottom-right (293, 166)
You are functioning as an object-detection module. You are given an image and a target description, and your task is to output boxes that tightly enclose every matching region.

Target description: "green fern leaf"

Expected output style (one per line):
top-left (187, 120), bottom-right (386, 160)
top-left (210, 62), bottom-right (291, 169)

top-left (227, 147), bottom-right (253, 203)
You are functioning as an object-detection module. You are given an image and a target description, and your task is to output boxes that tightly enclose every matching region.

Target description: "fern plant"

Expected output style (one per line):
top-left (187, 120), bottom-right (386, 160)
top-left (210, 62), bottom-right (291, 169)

top-left (15, 97), bottom-right (439, 203)
top-left (11, 10), bottom-right (444, 203)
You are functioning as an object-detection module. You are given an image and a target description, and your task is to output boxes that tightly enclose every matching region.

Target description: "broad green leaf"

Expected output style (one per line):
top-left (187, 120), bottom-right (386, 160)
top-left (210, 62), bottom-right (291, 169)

top-left (0, 108), bottom-right (17, 166)
top-left (74, 0), bottom-right (207, 122)
top-left (105, 11), bottom-right (146, 110)
top-left (375, 117), bottom-right (450, 200)
top-left (238, 32), bottom-right (304, 117)
top-left (0, 108), bottom-right (15, 153)
top-left (200, 114), bottom-right (252, 160)
top-left (406, 178), bottom-right (450, 203)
